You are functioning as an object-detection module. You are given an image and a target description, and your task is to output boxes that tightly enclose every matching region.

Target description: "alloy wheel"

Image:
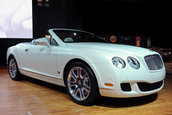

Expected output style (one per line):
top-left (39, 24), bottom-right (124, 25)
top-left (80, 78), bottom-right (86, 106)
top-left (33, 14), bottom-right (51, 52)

top-left (9, 58), bottom-right (17, 79)
top-left (67, 67), bottom-right (91, 101)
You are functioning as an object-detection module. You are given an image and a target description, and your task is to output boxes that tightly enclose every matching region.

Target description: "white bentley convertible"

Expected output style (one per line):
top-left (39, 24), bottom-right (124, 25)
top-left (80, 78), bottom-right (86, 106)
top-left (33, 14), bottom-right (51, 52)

top-left (7, 28), bottom-right (166, 105)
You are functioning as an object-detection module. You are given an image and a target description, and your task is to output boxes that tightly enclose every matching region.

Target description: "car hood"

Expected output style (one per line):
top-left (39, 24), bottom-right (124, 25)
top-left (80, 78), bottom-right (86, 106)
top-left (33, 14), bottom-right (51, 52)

top-left (66, 43), bottom-right (157, 57)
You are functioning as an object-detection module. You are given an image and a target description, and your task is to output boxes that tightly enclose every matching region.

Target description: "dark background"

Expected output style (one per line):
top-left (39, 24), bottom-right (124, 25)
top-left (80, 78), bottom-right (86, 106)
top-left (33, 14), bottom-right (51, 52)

top-left (0, 0), bottom-right (172, 66)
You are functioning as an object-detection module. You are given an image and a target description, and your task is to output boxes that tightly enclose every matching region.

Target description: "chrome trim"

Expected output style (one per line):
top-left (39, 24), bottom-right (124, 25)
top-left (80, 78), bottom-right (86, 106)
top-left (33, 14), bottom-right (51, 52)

top-left (19, 68), bottom-right (65, 87)
top-left (144, 54), bottom-right (163, 70)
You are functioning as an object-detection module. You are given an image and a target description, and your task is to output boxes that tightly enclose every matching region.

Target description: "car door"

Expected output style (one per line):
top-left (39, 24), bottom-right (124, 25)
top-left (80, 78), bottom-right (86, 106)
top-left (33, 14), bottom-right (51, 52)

top-left (21, 38), bottom-right (58, 78)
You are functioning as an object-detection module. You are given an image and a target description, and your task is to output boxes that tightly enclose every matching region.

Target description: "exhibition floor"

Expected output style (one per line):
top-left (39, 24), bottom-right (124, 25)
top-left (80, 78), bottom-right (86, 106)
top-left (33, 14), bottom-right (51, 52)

top-left (0, 69), bottom-right (172, 115)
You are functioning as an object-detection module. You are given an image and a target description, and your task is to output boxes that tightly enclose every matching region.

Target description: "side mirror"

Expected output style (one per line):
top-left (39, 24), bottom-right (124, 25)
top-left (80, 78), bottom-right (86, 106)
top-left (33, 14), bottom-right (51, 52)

top-left (35, 41), bottom-right (50, 48)
top-left (34, 38), bottom-right (50, 48)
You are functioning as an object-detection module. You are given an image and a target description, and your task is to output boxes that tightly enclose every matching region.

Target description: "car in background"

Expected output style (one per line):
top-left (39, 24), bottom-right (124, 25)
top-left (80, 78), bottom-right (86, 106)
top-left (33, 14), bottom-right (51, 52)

top-left (161, 49), bottom-right (172, 62)
top-left (151, 47), bottom-right (172, 62)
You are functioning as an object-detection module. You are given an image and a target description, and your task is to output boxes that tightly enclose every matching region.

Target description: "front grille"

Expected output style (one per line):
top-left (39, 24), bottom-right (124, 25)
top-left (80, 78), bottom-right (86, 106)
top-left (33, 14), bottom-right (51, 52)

top-left (144, 54), bottom-right (163, 70)
top-left (137, 81), bottom-right (163, 92)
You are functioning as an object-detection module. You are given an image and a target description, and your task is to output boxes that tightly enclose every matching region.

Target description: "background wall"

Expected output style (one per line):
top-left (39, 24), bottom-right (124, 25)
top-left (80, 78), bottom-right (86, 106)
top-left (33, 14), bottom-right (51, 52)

top-left (0, 0), bottom-right (172, 66)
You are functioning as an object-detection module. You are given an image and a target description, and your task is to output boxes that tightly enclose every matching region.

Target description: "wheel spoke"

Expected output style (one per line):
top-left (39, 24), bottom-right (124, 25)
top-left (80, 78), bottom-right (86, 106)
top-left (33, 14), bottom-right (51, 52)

top-left (83, 76), bottom-right (89, 83)
top-left (77, 68), bottom-right (81, 78)
top-left (83, 87), bottom-right (89, 93)
top-left (68, 81), bottom-right (77, 87)
top-left (82, 72), bottom-right (87, 80)
top-left (71, 71), bottom-right (78, 80)
top-left (79, 88), bottom-right (85, 100)
top-left (74, 87), bottom-right (79, 97)
top-left (83, 84), bottom-right (90, 91)
top-left (12, 71), bottom-right (15, 76)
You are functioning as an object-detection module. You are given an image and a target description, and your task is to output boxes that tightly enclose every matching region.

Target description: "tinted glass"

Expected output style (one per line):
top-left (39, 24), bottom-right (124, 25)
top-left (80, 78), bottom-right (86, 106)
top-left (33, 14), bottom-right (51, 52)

top-left (53, 30), bottom-right (106, 43)
top-left (50, 38), bottom-right (58, 46)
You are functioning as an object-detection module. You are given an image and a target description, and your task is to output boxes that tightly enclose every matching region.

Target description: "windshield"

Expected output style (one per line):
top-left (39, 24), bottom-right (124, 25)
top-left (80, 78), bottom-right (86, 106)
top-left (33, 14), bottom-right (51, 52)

top-left (53, 30), bottom-right (107, 43)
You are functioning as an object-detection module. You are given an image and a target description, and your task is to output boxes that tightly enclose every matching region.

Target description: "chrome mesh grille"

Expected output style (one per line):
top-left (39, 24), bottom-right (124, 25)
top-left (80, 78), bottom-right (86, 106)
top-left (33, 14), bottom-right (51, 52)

top-left (144, 54), bottom-right (163, 70)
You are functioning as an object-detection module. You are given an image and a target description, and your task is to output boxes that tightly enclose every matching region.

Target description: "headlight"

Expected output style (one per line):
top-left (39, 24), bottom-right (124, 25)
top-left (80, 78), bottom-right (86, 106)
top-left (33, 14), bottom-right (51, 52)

top-left (127, 57), bottom-right (140, 69)
top-left (112, 57), bottom-right (126, 68)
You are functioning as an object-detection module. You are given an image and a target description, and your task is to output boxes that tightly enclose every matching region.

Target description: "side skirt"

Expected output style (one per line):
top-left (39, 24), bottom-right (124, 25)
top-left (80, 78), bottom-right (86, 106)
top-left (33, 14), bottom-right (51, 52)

top-left (19, 68), bottom-right (65, 87)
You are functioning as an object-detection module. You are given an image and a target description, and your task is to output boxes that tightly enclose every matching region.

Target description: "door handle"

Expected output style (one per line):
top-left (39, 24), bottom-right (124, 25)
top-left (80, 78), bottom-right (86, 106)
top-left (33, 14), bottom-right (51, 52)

top-left (25, 49), bottom-right (29, 52)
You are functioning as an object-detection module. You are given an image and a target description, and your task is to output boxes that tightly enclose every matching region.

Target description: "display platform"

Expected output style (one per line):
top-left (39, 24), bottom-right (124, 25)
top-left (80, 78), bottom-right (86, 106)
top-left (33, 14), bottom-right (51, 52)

top-left (0, 69), bottom-right (172, 114)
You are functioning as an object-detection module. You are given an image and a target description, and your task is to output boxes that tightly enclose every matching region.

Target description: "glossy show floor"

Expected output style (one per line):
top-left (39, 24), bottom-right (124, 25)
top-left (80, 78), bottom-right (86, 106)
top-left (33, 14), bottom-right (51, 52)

top-left (0, 69), bottom-right (172, 115)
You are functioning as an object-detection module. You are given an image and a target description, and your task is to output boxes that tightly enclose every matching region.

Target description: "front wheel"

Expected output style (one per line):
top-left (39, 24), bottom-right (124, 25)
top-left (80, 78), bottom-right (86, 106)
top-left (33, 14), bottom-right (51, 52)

top-left (65, 62), bottom-right (99, 105)
top-left (8, 57), bottom-right (23, 80)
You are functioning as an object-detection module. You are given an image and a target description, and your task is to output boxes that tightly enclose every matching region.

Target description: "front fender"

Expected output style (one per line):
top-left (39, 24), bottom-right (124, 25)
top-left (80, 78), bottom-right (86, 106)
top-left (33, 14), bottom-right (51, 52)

top-left (59, 51), bottom-right (114, 89)
top-left (7, 45), bottom-right (20, 66)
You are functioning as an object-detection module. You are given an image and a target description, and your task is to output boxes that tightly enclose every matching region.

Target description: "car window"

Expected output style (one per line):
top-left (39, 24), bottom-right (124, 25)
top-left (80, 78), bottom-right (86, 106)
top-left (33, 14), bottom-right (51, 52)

top-left (53, 30), bottom-right (106, 43)
top-left (50, 38), bottom-right (58, 46)
top-left (44, 34), bottom-right (58, 46)
top-left (55, 31), bottom-right (72, 42)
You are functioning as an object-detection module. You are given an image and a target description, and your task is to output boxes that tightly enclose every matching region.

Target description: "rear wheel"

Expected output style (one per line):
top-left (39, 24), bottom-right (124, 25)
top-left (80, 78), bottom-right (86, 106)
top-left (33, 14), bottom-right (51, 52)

top-left (8, 57), bottom-right (23, 80)
top-left (65, 62), bottom-right (99, 105)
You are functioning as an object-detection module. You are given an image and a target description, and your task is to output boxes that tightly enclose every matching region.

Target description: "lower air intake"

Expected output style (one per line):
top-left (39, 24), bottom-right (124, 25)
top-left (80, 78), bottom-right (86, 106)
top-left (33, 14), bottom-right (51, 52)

top-left (137, 81), bottom-right (163, 92)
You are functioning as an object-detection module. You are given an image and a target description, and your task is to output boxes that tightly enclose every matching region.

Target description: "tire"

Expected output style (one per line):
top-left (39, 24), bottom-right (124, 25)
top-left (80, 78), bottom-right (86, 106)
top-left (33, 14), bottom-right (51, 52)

top-left (65, 62), bottom-right (99, 105)
top-left (8, 56), bottom-right (23, 81)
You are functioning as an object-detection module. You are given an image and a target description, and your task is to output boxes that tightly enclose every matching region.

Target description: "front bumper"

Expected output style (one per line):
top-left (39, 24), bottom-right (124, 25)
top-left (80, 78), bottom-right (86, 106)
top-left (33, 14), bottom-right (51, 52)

top-left (92, 63), bottom-right (166, 98)
top-left (99, 80), bottom-right (164, 98)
